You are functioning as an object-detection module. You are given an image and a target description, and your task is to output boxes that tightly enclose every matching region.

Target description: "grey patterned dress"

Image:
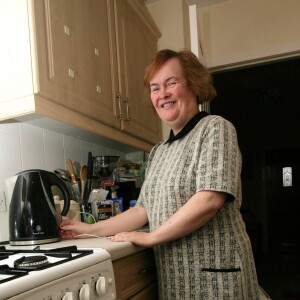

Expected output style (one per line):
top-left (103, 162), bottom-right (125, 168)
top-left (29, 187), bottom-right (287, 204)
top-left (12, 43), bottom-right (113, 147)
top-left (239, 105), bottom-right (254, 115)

top-left (137, 114), bottom-right (259, 300)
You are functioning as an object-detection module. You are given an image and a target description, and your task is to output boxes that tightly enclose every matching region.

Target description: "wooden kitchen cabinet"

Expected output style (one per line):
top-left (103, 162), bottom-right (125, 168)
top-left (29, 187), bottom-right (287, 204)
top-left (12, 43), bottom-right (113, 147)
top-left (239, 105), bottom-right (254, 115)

top-left (113, 249), bottom-right (158, 300)
top-left (0, 0), bottom-right (161, 151)
top-left (33, 0), bottom-right (120, 130)
top-left (114, 0), bottom-right (161, 144)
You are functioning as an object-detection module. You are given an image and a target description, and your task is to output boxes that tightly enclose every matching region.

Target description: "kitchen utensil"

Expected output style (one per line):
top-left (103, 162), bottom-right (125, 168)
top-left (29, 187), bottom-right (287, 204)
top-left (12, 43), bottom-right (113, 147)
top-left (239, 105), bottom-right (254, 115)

top-left (66, 159), bottom-right (81, 201)
top-left (83, 152), bottom-right (93, 209)
top-left (80, 165), bottom-right (87, 202)
top-left (93, 156), bottom-right (120, 180)
top-left (5, 169), bottom-right (71, 245)
top-left (54, 168), bottom-right (71, 181)
top-left (54, 168), bottom-right (76, 200)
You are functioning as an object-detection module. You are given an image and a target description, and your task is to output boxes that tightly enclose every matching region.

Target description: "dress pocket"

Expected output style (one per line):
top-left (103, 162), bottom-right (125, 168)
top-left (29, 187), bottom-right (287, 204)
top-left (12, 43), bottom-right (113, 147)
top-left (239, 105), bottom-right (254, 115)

top-left (201, 267), bottom-right (244, 300)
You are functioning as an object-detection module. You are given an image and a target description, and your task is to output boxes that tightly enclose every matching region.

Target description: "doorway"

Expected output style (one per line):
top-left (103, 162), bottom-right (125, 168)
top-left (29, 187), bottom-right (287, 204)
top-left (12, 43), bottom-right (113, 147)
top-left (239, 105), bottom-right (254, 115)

top-left (210, 58), bottom-right (300, 299)
top-left (210, 57), bottom-right (300, 254)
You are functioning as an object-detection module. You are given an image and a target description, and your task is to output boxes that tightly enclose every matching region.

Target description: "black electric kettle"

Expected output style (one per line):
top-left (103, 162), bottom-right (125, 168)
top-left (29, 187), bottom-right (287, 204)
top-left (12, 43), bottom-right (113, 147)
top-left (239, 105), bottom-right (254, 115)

top-left (7, 169), bottom-right (71, 245)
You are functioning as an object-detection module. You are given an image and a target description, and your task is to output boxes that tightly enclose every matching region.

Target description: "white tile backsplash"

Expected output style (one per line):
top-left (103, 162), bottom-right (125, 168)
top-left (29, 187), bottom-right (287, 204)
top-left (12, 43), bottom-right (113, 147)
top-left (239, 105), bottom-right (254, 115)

top-left (63, 135), bottom-right (81, 165)
top-left (0, 131), bottom-right (22, 170)
top-left (0, 122), bottom-right (20, 135)
top-left (0, 122), bottom-right (128, 242)
top-left (44, 130), bottom-right (65, 171)
top-left (80, 141), bottom-right (94, 165)
top-left (20, 124), bottom-right (46, 170)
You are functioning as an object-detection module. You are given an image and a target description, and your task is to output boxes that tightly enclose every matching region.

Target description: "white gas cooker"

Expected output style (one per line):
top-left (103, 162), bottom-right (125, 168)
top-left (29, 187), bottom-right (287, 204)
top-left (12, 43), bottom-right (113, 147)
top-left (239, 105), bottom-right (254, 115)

top-left (0, 241), bottom-right (116, 300)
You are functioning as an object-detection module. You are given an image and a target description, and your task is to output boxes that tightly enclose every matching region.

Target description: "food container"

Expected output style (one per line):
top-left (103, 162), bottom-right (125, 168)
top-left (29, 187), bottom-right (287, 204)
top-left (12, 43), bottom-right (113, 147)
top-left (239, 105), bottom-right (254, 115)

top-left (92, 200), bottom-right (113, 220)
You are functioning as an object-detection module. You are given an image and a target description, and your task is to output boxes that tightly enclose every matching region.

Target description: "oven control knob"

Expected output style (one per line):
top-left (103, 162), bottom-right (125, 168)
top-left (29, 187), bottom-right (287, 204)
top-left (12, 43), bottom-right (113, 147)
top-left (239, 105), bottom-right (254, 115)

top-left (62, 291), bottom-right (74, 300)
top-left (96, 276), bottom-right (109, 295)
top-left (79, 283), bottom-right (93, 300)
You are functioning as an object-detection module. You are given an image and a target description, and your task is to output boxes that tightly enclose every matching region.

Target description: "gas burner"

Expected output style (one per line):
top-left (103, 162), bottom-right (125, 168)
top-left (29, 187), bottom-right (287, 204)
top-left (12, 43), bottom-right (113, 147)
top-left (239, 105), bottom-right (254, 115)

top-left (14, 255), bottom-right (49, 270)
top-left (0, 264), bottom-right (29, 283)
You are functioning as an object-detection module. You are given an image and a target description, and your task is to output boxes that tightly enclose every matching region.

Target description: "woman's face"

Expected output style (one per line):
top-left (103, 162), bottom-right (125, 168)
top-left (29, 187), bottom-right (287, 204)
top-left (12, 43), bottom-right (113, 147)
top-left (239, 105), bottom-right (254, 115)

top-left (149, 58), bottom-right (199, 135)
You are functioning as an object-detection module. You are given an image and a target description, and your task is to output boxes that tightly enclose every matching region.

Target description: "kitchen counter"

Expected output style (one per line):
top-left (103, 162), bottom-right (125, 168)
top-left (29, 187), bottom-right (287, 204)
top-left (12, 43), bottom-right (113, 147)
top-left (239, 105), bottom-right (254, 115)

top-left (39, 237), bottom-right (144, 261)
top-left (1, 225), bottom-right (150, 261)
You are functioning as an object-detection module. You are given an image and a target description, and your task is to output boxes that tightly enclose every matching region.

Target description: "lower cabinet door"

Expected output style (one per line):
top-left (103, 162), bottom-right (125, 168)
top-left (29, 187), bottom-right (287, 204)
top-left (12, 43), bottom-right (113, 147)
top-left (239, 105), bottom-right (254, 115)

top-left (113, 249), bottom-right (157, 299)
top-left (130, 282), bottom-right (158, 300)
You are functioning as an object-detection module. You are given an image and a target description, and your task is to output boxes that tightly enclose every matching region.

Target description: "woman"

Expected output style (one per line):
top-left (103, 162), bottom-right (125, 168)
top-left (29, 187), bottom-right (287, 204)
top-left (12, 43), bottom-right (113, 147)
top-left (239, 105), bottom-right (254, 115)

top-left (60, 49), bottom-right (259, 299)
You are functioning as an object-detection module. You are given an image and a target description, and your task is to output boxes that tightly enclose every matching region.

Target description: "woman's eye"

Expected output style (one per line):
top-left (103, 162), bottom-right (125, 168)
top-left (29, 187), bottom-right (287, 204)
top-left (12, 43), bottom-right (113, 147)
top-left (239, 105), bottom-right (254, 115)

top-left (151, 87), bottom-right (159, 93)
top-left (167, 81), bottom-right (176, 88)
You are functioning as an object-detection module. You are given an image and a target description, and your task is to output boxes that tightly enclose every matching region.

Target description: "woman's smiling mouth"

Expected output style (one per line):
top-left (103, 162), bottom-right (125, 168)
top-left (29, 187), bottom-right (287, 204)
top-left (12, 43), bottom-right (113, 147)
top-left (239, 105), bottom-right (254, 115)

top-left (161, 101), bottom-right (176, 108)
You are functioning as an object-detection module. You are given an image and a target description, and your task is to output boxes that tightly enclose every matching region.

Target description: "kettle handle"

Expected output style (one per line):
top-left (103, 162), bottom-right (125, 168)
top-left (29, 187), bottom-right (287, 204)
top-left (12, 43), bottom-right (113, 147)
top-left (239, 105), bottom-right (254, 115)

top-left (47, 172), bottom-right (71, 216)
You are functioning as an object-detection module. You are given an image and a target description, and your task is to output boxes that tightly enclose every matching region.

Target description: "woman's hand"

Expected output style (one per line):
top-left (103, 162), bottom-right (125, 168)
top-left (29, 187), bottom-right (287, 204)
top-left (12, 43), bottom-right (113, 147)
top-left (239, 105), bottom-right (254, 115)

top-left (108, 231), bottom-right (155, 248)
top-left (60, 219), bottom-right (95, 239)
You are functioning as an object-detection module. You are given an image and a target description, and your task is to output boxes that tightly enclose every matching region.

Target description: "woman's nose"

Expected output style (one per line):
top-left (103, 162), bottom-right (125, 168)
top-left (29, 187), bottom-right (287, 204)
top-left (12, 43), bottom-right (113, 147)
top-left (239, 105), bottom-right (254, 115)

top-left (158, 87), bottom-right (171, 99)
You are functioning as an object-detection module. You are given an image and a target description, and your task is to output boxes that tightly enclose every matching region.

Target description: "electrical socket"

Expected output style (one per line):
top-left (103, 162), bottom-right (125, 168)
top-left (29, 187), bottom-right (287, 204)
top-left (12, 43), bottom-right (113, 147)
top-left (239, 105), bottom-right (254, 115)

top-left (0, 190), bottom-right (7, 212)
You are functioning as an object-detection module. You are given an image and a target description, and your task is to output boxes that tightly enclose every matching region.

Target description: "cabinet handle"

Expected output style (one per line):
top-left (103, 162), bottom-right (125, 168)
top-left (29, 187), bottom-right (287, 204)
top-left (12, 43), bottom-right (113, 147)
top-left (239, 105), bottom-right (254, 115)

top-left (139, 265), bottom-right (154, 275)
top-left (125, 98), bottom-right (130, 121)
top-left (116, 93), bottom-right (123, 120)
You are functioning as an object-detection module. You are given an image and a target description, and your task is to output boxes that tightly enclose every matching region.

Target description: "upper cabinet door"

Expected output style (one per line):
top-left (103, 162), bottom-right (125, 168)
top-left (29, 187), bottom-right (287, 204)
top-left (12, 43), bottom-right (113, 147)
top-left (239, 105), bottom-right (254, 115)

top-left (0, 0), bottom-right (161, 151)
top-left (114, 0), bottom-right (162, 145)
top-left (33, 0), bottom-right (120, 129)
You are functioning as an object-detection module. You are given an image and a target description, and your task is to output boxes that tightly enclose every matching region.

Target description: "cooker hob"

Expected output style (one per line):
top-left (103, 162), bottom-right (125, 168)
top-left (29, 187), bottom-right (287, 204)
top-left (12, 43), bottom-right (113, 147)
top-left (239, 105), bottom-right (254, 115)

top-left (0, 244), bottom-right (116, 299)
top-left (0, 245), bottom-right (93, 283)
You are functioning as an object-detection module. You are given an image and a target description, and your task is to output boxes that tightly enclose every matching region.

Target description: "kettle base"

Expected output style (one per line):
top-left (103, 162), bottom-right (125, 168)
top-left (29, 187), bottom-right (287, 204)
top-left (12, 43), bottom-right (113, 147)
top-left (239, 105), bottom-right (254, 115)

top-left (9, 237), bottom-right (61, 246)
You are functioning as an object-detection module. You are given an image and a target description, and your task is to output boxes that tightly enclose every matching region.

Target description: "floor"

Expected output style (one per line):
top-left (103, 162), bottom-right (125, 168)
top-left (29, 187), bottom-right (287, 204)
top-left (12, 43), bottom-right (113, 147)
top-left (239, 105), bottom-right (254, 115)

top-left (255, 253), bottom-right (300, 300)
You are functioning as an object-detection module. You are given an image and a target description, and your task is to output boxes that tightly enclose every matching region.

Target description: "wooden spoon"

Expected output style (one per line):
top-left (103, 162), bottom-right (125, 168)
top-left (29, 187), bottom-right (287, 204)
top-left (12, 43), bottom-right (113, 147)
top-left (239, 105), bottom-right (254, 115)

top-left (80, 165), bottom-right (88, 203)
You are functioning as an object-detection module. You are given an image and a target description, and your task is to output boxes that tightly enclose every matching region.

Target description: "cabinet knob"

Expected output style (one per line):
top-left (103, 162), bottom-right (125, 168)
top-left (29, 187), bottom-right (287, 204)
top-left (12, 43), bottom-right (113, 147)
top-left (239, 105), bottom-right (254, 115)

top-left (94, 48), bottom-right (100, 56)
top-left (64, 25), bottom-right (70, 35)
top-left (68, 69), bottom-right (75, 78)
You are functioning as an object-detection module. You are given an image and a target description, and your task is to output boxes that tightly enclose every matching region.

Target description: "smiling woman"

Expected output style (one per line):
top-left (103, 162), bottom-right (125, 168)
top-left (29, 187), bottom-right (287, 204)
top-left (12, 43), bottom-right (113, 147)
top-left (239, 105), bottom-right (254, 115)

top-left (60, 49), bottom-right (260, 300)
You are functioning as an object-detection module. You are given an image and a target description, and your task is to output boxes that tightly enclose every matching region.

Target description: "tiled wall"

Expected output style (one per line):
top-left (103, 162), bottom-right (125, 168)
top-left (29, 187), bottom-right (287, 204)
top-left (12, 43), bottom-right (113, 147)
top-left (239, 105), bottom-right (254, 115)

top-left (0, 122), bottom-right (127, 241)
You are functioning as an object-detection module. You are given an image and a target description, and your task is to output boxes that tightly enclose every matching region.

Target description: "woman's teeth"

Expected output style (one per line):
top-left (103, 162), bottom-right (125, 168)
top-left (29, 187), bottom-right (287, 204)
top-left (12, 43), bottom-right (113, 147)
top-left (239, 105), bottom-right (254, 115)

top-left (162, 101), bottom-right (175, 108)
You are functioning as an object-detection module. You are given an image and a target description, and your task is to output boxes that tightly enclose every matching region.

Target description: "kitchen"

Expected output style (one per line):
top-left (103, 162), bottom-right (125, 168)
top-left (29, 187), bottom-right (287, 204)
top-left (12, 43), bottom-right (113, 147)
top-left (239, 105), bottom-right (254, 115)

top-left (0, 0), bottom-right (299, 299)
top-left (1, 0), bottom-right (160, 298)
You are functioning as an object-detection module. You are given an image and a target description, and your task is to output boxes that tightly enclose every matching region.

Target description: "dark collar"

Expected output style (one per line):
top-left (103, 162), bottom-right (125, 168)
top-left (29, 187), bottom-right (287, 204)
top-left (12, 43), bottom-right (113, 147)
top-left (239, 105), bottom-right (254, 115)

top-left (165, 111), bottom-right (209, 144)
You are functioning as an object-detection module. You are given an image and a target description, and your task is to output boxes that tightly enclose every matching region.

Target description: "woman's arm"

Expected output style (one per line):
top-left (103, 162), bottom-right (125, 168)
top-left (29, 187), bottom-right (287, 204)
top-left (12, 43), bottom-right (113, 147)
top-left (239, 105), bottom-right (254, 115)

top-left (60, 205), bottom-right (148, 239)
top-left (109, 190), bottom-right (226, 247)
